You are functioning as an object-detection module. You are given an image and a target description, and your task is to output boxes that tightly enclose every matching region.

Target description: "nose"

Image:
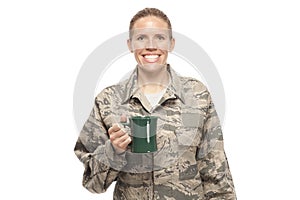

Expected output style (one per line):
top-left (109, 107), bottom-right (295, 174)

top-left (145, 39), bottom-right (157, 50)
top-left (145, 47), bottom-right (157, 51)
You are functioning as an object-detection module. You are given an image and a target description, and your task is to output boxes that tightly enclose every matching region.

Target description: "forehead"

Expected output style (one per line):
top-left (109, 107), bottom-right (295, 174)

top-left (132, 16), bottom-right (169, 29)
top-left (130, 28), bottom-right (171, 37)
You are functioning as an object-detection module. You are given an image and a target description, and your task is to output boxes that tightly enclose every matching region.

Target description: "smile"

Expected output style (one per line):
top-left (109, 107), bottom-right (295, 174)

top-left (142, 54), bottom-right (161, 63)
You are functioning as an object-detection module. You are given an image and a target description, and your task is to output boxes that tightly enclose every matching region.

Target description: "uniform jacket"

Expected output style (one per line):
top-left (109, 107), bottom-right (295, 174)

top-left (74, 65), bottom-right (236, 199)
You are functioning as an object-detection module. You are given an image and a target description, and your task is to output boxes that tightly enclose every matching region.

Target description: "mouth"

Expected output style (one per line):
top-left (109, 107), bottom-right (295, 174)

top-left (142, 54), bottom-right (161, 63)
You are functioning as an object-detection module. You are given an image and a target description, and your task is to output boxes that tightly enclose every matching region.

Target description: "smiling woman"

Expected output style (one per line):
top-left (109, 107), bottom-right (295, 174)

top-left (127, 16), bottom-right (175, 88)
top-left (74, 7), bottom-right (237, 200)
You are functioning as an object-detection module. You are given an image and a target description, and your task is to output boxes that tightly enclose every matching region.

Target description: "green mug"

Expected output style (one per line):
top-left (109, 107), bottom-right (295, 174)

top-left (123, 116), bottom-right (158, 153)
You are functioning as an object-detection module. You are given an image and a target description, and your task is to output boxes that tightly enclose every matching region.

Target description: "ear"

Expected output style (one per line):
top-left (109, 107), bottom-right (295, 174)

top-left (169, 38), bottom-right (175, 52)
top-left (127, 39), bottom-right (133, 53)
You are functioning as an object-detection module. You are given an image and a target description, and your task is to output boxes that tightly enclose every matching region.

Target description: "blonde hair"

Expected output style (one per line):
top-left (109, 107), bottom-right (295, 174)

top-left (129, 8), bottom-right (172, 38)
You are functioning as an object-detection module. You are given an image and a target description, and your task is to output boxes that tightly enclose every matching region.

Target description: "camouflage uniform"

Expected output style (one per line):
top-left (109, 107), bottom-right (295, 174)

top-left (74, 65), bottom-right (236, 199)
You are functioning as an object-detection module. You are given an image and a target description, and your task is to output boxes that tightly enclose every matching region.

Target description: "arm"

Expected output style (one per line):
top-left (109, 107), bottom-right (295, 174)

top-left (74, 97), bottom-right (127, 193)
top-left (197, 91), bottom-right (236, 200)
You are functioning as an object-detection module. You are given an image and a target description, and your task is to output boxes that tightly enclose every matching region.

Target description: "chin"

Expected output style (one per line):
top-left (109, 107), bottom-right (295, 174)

top-left (139, 62), bottom-right (166, 72)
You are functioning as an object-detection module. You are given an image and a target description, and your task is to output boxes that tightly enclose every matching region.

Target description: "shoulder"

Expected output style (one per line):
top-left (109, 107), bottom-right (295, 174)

top-left (173, 73), bottom-right (211, 107)
top-left (178, 74), bottom-right (208, 94)
top-left (94, 80), bottom-right (127, 102)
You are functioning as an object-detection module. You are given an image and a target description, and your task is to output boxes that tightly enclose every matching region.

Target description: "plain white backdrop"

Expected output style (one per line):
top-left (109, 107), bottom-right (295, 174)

top-left (1, 0), bottom-right (299, 199)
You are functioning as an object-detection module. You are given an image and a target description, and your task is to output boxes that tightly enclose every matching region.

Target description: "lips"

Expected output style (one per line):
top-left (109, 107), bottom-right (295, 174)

top-left (142, 54), bottom-right (160, 63)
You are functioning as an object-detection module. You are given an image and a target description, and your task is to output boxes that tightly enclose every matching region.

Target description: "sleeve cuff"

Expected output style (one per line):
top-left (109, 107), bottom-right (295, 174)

top-left (104, 140), bottom-right (127, 170)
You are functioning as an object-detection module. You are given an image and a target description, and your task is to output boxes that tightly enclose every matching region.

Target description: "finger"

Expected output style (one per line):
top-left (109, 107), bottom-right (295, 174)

top-left (113, 132), bottom-right (129, 144)
top-left (120, 114), bottom-right (127, 123)
top-left (112, 132), bottom-right (130, 145)
top-left (108, 123), bottom-right (121, 135)
top-left (118, 135), bottom-right (132, 149)
top-left (109, 129), bottom-right (126, 141)
top-left (121, 126), bottom-right (131, 136)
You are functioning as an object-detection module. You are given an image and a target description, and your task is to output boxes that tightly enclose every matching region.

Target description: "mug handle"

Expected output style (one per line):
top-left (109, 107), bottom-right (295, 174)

top-left (121, 122), bottom-right (132, 146)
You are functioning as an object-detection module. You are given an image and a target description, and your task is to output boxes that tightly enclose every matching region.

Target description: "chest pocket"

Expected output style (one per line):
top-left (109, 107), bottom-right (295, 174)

top-left (175, 112), bottom-right (204, 147)
top-left (174, 113), bottom-right (204, 182)
top-left (175, 127), bottom-right (200, 147)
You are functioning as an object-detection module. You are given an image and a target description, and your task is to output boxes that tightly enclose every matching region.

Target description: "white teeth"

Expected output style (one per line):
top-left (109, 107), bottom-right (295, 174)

top-left (144, 55), bottom-right (159, 59)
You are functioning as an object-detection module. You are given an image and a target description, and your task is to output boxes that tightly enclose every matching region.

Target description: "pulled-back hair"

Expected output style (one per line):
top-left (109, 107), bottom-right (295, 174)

top-left (129, 8), bottom-right (172, 31)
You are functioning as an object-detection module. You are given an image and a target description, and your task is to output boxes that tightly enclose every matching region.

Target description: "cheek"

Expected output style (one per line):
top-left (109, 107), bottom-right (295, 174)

top-left (160, 52), bottom-right (168, 62)
top-left (133, 51), bottom-right (142, 63)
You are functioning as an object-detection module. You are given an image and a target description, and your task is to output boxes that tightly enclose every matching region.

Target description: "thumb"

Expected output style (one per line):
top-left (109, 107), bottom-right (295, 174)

top-left (120, 114), bottom-right (127, 123)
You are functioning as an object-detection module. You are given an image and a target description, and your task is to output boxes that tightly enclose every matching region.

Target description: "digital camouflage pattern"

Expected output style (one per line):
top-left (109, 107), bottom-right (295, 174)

top-left (74, 65), bottom-right (236, 199)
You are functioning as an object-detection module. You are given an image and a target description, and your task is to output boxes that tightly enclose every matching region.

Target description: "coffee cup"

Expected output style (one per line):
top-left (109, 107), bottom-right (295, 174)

top-left (122, 116), bottom-right (158, 153)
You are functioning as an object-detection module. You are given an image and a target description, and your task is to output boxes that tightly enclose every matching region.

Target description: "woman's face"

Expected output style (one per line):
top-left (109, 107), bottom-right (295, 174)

top-left (128, 16), bottom-right (175, 72)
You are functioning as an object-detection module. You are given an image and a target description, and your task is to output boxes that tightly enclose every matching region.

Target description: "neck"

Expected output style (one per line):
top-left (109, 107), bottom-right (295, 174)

top-left (137, 64), bottom-right (170, 94)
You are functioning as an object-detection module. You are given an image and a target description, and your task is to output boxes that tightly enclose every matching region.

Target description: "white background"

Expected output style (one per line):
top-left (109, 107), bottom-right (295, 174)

top-left (1, 0), bottom-right (299, 199)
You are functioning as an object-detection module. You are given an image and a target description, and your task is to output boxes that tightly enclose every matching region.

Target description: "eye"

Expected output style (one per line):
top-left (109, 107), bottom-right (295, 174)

top-left (156, 34), bottom-right (166, 40)
top-left (136, 35), bottom-right (145, 41)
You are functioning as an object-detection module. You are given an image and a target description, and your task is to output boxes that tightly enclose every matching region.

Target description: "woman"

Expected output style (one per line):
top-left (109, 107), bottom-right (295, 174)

top-left (74, 8), bottom-right (236, 199)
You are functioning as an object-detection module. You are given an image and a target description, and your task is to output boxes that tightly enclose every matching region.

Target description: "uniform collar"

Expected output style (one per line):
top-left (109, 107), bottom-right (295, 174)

top-left (121, 64), bottom-right (185, 104)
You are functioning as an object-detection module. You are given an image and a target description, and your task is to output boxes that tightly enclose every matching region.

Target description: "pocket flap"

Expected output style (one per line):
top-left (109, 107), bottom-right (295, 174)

top-left (175, 127), bottom-right (200, 146)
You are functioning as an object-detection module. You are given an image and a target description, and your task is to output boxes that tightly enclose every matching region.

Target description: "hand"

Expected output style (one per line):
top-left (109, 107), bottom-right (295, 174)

top-left (108, 123), bottom-right (131, 154)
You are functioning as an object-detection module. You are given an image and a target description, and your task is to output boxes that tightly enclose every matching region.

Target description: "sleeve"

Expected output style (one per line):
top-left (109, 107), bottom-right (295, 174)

top-left (74, 96), bottom-right (127, 194)
top-left (196, 91), bottom-right (237, 200)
